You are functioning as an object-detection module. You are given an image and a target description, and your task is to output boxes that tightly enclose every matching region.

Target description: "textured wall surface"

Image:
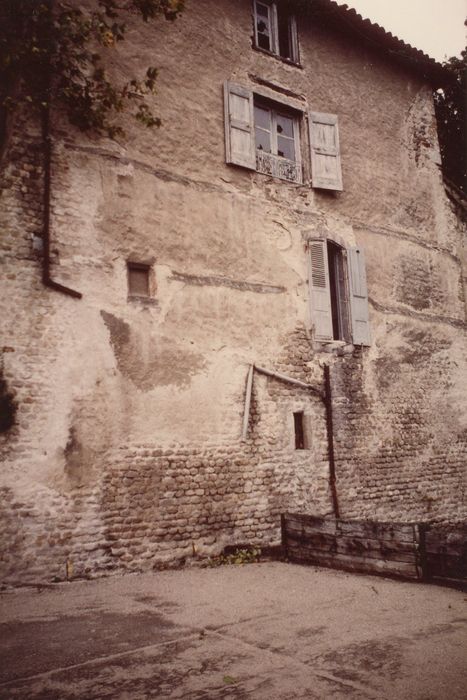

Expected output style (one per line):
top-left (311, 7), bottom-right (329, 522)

top-left (0, 0), bottom-right (466, 585)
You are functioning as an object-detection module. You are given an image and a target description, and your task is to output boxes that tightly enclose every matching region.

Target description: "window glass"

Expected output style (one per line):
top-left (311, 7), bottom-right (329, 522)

top-left (254, 105), bottom-right (271, 152)
top-left (277, 135), bottom-right (295, 161)
top-left (256, 2), bottom-right (271, 51)
top-left (276, 113), bottom-right (294, 138)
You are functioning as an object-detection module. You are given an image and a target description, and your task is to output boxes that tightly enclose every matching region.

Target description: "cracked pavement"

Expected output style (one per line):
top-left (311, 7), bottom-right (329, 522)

top-left (0, 562), bottom-right (466, 699)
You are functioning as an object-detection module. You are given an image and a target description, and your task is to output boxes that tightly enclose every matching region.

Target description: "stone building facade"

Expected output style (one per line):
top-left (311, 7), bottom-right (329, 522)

top-left (1, 0), bottom-right (466, 584)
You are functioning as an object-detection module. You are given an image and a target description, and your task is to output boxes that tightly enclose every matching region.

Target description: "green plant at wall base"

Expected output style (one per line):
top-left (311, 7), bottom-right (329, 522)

top-left (434, 49), bottom-right (467, 196)
top-left (206, 547), bottom-right (261, 567)
top-left (0, 0), bottom-right (184, 142)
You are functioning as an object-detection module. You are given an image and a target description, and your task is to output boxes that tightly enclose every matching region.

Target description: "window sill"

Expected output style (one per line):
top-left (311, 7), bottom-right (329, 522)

top-left (252, 44), bottom-right (302, 69)
top-left (314, 340), bottom-right (355, 356)
top-left (127, 295), bottom-right (158, 307)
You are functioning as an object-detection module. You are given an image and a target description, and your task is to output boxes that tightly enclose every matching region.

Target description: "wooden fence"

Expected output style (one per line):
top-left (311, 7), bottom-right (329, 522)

top-left (282, 513), bottom-right (467, 587)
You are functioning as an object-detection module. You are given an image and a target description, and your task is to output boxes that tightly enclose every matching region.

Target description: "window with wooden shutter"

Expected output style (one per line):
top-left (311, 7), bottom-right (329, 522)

top-left (309, 112), bottom-right (343, 191)
top-left (309, 240), bottom-right (370, 346)
top-left (347, 247), bottom-right (371, 346)
top-left (224, 82), bottom-right (256, 170)
top-left (309, 239), bottom-right (333, 341)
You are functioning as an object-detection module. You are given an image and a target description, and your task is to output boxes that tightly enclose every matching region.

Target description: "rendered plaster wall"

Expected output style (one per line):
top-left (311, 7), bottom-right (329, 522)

top-left (0, 0), bottom-right (466, 584)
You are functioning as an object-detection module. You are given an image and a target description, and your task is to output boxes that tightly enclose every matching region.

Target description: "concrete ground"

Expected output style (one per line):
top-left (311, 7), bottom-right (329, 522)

top-left (0, 562), bottom-right (466, 699)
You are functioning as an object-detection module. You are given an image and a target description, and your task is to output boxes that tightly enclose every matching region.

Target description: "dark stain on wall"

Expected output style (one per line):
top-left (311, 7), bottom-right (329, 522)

top-left (0, 373), bottom-right (17, 433)
top-left (100, 310), bottom-right (205, 390)
top-left (395, 256), bottom-right (433, 310)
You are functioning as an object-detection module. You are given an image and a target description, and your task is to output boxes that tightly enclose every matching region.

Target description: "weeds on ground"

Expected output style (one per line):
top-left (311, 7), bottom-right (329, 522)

top-left (205, 547), bottom-right (261, 567)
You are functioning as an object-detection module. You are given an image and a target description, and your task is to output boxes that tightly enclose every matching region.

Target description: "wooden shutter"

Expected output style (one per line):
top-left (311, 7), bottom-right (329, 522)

top-left (309, 240), bottom-right (333, 341)
top-left (224, 82), bottom-right (256, 170)
top-left (309, 112), bottom-right (343, 191)
top-left (289, 15), bottom-right (299, 63)
top-left (347, 247), bottom-right (371, 346)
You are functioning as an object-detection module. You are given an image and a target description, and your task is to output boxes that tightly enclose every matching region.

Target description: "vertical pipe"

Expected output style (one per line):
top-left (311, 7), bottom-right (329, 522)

top-left (324, 364), bottom-right (340, 518)
top-left (40, 0), bottom-right (81, 299)
top-left (242, 364), bottom-right (254, 441)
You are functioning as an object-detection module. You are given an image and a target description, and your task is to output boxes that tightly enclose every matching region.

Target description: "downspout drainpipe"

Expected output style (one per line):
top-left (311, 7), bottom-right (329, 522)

top-left (41, 105), bottom-right (82, 299)
top-left (40, 19), bottom-right (81, 299)
top-left (324, 364), bottom-right (340, 519)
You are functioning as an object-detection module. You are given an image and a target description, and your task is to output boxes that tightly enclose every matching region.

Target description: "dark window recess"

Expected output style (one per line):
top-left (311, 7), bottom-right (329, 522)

top-left (327, 241), bottom-right (348, 341)
top-left (294, 411), bottom-right (305, 450)
top-left (128, 263), bottom-right (150, 297)
top-left (277, 5), bottom-right (293, 60)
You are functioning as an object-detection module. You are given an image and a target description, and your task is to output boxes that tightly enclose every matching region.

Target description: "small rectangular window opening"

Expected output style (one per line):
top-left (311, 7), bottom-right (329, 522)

top-left (294, 411), bottom-right (306, 450)
top-left (128, 262), bottom-right (150, 297)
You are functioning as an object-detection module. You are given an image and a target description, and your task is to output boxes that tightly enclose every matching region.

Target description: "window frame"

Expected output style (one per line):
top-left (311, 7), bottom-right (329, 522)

top-left (308, 237), bottom-right (371, 346)
top-left (253, 97), bottom-right (302, 183)
top-left (127, 261), bottom-right (153, 301)
top-left (253, 0), bottom-right (300, 65)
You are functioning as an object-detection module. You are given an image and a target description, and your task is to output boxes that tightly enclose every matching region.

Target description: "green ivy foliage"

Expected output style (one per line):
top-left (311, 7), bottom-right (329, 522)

top-left (0, 0), bottom-right (184, 140)
top-left (434, 50), bottom-right (467, 196)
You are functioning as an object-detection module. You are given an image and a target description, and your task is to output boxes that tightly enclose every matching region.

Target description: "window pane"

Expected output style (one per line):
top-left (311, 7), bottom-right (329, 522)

top-left (276, 113), bottom-right (294, 138)
top-left (254, 105), bottom-right (271, 130)
top-left (257, 25), bottom-right (271, 51)
top-left (255, 127), bottom-right (271, 152)
top-left (256, 2), bottom-right (271, 51)
top-left (277, 135), bottom-right (295, 161)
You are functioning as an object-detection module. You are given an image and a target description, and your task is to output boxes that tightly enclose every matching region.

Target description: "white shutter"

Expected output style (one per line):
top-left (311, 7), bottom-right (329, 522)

top-left (224, 82), bottom-right (256, 170)
top-left (309, 240), bottom-right (333, 341)
top-left (309, 112), bottom-right (343, 191)
top-left (348, 247), bottom-right (371, 346)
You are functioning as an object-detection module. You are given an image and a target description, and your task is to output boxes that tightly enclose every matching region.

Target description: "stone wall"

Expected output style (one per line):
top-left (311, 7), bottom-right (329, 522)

top-left (0, 0), bottom-right (466, 585)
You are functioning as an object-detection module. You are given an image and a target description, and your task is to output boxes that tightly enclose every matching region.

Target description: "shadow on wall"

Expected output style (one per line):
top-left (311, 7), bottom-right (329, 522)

top-left (0, 372), bottom-right (17, 433)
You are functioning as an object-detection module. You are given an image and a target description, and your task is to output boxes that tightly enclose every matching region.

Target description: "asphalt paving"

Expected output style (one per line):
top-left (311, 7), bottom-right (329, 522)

top-left (0, 562), bottom-right (466, 699)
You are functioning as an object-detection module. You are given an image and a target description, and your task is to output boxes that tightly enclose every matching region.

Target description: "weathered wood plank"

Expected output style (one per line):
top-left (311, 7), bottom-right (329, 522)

top-left (425, 553), bottom-right (466, 579)
top-left (287, 537), bottom-right (418, 564)
top-left (285, 528), bottom-right (417, 555)
top-left (287, 546), bottom-right (419, 579)
top-left (337, 520), bottom-right (417, 541)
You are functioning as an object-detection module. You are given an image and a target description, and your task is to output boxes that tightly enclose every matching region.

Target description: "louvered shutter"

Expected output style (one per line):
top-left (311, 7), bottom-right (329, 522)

top-left (224, 82), bottom-right (256, 170)
top-left (309, 240), bottom-right (333, 341)
top-left (348, 247), bottom-right (371, 346)
top-left (309, 112), bottom-right (343, 191)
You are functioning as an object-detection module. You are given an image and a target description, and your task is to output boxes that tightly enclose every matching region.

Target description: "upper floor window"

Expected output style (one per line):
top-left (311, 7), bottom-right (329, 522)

top-left (253, 0), bottom-right (299, 64)
top-left (224, 81), bottom-right (343, 191)
top-left (254, 98), bottom-right (301, 183)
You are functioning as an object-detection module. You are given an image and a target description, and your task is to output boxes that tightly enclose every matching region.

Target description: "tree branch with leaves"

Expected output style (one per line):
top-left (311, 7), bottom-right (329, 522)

top-left (0, 0), bottom-right (184, 143)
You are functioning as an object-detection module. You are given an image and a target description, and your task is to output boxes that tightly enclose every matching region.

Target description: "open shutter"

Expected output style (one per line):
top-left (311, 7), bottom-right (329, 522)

top-left (224, 82), bottom-right (256, 170)
top-left (348, 247), bottom-right (371, 346)
top-left (309, 112), bottom-right (343, 191)
top-left (309, 240), bottom-right (333, 341)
